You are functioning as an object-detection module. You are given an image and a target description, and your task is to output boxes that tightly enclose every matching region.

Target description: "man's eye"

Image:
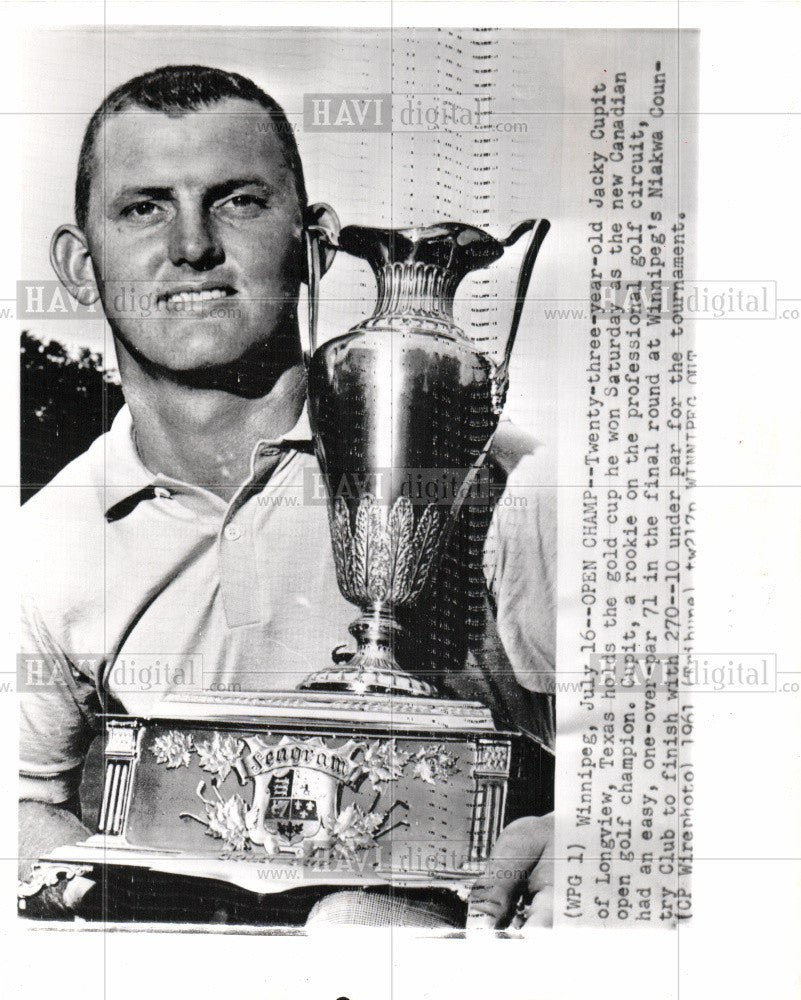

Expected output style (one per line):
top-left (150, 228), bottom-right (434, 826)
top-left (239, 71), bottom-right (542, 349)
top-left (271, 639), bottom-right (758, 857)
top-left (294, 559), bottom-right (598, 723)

top-left (121, 201), bottom-right (162, 220)
top-left (217, 194), bottom-right (269, 215)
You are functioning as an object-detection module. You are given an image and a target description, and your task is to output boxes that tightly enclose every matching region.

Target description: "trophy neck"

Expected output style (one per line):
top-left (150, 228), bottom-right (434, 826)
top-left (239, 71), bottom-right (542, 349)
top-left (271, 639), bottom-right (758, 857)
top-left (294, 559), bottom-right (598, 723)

top-left (368, 262), bottom-right (460, 333)
top-left (338, 222), bottom-right (508, 337)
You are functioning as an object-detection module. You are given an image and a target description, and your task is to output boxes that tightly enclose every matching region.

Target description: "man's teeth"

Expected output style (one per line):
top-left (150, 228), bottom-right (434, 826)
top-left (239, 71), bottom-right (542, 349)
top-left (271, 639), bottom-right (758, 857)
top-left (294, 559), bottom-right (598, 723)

top-left (164, 288), bottom-right (230, 305)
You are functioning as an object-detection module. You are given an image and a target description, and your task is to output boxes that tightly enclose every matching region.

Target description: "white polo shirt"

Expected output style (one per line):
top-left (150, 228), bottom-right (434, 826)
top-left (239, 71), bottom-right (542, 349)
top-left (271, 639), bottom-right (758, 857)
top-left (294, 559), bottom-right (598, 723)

top-left (20, 405), bottom-right (555, 803)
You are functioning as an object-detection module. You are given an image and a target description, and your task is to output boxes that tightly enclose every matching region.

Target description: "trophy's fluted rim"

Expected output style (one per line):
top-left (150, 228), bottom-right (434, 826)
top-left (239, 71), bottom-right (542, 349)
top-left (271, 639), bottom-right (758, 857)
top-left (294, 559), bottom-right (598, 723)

top-left (338, 221), bottom-right (507, 276)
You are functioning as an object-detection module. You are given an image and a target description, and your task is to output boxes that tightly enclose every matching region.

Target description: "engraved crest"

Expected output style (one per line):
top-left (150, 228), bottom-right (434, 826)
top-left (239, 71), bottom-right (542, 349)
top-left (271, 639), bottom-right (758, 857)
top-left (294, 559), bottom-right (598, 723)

top-left (239, 736), bottom-right (364, 854)
top-left (156, 731), bottom-right (468, 860)
top-left (174, 734), bottom-right (412, 859)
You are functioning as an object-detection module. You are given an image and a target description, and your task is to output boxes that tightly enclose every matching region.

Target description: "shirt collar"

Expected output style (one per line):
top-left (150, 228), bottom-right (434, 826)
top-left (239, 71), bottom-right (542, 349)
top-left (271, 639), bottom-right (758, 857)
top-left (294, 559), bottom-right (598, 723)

top-left (103, 403), bottom-right (314, 522)
top-left (252, 405), bottom-right (313, 461)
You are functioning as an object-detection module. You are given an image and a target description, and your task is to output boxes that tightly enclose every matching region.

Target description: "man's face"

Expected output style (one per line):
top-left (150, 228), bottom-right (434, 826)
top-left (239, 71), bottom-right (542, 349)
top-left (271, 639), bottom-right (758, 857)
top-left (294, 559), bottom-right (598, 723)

top-left (84, 97), bottom-right (304, 373)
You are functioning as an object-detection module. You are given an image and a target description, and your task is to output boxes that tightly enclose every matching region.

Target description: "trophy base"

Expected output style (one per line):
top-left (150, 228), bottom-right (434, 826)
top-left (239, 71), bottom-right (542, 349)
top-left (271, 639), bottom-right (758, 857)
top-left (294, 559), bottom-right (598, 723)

top-left (25, 691), bottom-right (514, 896)
top-left (297, 606), bottom-right (437, 698)
top-left (298, 664), bottom-right (436, 698)
top-left (21, 688), bottom-right (552, 925)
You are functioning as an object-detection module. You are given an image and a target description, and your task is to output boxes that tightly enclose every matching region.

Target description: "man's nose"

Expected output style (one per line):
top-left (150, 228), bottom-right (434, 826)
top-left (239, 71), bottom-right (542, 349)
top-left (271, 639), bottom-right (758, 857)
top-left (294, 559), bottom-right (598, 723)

top-left (168, 209), bottom-right (224, 270)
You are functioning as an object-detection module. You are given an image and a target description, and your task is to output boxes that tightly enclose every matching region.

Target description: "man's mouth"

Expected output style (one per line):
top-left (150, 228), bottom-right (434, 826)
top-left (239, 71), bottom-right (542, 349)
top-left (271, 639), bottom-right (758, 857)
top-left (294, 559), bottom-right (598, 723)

top-left (160, 285), bottom-right (237, 307)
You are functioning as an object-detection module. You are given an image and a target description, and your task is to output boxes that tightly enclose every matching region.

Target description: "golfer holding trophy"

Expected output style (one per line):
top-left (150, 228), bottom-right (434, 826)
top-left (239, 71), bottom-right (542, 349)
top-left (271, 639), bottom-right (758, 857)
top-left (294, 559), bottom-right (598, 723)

top-left (19, 66), bottom-right (555, 930)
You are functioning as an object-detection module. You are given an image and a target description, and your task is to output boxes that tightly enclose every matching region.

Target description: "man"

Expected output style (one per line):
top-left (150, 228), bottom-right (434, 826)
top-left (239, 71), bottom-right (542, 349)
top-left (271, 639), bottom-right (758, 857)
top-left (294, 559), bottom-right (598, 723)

top-left (19, 65), bottom-right (554, 927)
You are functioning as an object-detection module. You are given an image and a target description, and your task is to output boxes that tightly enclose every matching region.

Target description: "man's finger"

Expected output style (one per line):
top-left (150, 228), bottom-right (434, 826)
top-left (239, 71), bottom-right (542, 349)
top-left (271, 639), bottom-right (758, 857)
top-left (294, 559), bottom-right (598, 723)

top-left (527, 842), bottom-right (554, 896)
top-left (62, 874), bottom-right (96, 913)
top-left (468, 815), bottom-right (553, 928)
top-left (524, 885), bottom-right (554, 928)
top-left (508, 885), bottom-right (554, 930)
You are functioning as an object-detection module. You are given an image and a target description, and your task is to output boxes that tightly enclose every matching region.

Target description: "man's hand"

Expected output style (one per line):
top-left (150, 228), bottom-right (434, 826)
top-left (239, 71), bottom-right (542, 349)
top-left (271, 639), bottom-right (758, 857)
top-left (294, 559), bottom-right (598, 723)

top-left (468, 813), bottom-right (554, 929)
top-left (18, 867), bottom-right (96, 920)
top-left (18, 799), bottom-right (95, 919)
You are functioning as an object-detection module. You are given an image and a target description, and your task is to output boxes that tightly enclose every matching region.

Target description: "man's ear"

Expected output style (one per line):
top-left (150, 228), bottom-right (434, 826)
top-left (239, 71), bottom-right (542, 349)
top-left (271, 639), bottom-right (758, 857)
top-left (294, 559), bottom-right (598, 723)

top-left (50, 225), bottom-right (101, 307)
top-left (304, 203), bottom-right (341, 278)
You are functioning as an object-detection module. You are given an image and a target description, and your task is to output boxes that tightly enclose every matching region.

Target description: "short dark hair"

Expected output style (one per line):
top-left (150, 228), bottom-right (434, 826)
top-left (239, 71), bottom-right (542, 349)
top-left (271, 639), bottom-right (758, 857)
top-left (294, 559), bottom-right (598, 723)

top-left (75, 64), bottom-right (307, 230)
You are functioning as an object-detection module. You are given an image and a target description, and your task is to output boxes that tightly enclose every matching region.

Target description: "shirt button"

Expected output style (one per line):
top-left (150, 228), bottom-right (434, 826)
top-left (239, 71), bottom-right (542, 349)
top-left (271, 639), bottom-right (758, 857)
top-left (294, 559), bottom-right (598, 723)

top-left (224, 524), bottom-right (242, 541)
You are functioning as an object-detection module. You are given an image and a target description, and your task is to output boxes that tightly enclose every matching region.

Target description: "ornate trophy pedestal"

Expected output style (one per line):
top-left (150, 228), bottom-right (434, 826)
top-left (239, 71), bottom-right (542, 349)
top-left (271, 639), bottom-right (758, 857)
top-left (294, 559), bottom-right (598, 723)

top-left (29, 689), bottom-right (547, 910)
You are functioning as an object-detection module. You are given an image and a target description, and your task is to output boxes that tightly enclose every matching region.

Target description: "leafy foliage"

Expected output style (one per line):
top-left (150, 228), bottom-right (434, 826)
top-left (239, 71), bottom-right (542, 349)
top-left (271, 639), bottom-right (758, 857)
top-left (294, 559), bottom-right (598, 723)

top-left (195, 783), bottom-right (251, 853)
top-left (412, 744), bottom-right (459, 785)
top-left (150, 731), bottom-right (194, 769)
top-left (319, 803), bottom-right (388, 861)
top-left (20, 331), bottom-right (124, 501)
top-left (357, 739), bottom-right (412, 793)
top-left (194, 733), bottom-right (244, 783)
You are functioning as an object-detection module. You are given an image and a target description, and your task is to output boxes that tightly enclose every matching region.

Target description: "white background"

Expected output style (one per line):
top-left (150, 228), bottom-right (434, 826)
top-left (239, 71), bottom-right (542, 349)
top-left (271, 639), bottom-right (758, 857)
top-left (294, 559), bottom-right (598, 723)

top-left (1, 3), bottom-right (800, 1000)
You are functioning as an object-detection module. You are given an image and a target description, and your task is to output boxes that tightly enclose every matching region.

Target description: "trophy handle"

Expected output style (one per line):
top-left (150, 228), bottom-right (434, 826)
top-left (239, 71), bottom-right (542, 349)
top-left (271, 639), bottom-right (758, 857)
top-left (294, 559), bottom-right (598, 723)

top-left (494, 218), bottom-right (551, 400)
top-left (304, 206), bottom-right (340, 357)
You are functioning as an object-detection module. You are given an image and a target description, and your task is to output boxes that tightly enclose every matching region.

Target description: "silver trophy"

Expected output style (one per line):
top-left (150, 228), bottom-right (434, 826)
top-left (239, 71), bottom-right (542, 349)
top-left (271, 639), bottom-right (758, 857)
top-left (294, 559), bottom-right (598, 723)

top-left (301, 218), bottom-right (550, 698)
